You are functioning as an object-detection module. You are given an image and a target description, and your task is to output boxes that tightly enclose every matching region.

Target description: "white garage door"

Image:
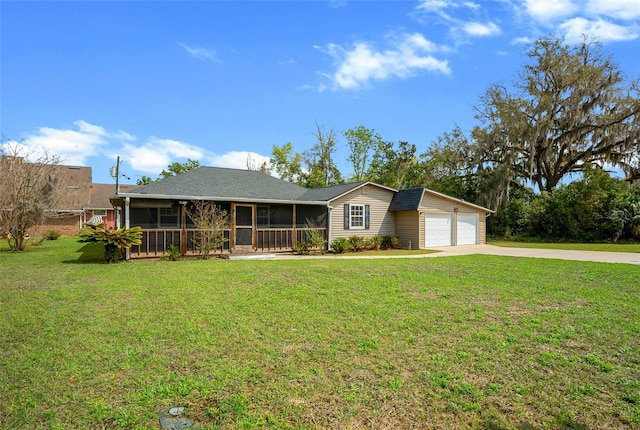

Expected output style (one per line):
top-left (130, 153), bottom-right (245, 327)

top-left (425, 214), bottom-right (453, 247)
top-left (457, 214), bottom-right (478, 245)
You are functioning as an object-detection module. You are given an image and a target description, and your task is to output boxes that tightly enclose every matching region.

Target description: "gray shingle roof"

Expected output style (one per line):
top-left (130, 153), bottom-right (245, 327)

top-left (389, 188), bottom-right (424, 211)
top-left (126, 167), bottom-right (311, 202)
top-left (299, 182), bottom-right (366, 201)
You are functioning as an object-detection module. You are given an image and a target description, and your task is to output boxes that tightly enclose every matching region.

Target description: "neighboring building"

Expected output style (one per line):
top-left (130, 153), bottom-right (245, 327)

top-left (84, 183), bottom-right (137, 229)
top-left (30, 165), bottom-right (93, 237)
top-left (111, 166), bottom-right (493, 258)
top-left (0, 157), bottom-right (131, 237)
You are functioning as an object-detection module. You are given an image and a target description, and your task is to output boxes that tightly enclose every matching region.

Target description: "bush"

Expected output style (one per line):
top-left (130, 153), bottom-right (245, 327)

top-left (347, 235), bottom-right (366, 252)
top-left (292, 240), bottom-right (311, 255)
top-left (77, 224), bottom-right (143, 263)
top-left (329, 237), bottom-right (348, 254)
top-left (366, 235), bottom-right (383, 250)
top-left (162, 244), bottom-right (182, 261)
top-left (44, 230), bottom-right (62, 240)
top-left (381, 235), bottom-right (401, 250)
top-left (294, 229), bottom-right (326, 255)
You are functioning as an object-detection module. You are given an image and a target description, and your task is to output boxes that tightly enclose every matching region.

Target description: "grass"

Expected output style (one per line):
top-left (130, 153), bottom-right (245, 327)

top-left (489, 240), bottom-right (640, 253)
top-left (1, 238), bottom-right (639, 429)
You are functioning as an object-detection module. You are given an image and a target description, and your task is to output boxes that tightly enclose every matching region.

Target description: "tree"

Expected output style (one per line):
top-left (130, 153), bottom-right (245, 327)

top-left (471, 36), bottom-right (640, 205)
top-left (159, 159), bottom-right (201, 179)
top-left (269, 142), bottom-right (304, 183)
top-left (368, 140), bottom-right (419, 189)
top-left (186, 201), bottom-right (230, 259)
top-left (303, 124), bottom-right (343, 188)
top-left (343, 125), bottom-right (383, 182)
top-left (136, 159), bottom-right (201, 185)
top-left (418, 126), bottom-right (484, 202)
top-left (0, 142), bottom-right (74, 251)
top-left (136, 175), bottom-right (154, 186)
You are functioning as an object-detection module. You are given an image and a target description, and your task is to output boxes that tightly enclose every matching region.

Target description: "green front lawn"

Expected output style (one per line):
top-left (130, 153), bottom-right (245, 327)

top-left (489, 240), bottom-right (640, 253)
top-left (1, 238), bottom-right (639, 429)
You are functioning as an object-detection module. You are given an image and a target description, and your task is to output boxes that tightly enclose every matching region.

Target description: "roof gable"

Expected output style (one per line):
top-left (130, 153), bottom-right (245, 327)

top-left (389, 188), bottom-right (424, 211)
top-left (300, 181), bottom-right (397, 202)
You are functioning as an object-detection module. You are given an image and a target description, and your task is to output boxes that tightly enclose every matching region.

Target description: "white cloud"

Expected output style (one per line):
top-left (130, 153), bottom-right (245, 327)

top-left (179, 43), bottom-right (220, 62)
top-left (414, 0), bottom-right (502, 42)
top-left (512, 36), bottom-right (535, 45)
top-left (462, 21), bottom-right (501, 37)
top-left (523, 0), bottom-right (579, 23)
top-left (121, 137), bottom-right (206, 174)
top-left (207, 151), bottom-right (271, 170)
top-left (560, 17), bottom-right (640, 43)
top-left (416, 0), bottom-right (453, 14)
top-left (318, 33), bottom-right (450, 91)
top-left (9, 120), bottom-right (118, 165)
top-left (518, 0), bottom-right (640, 43)
top-left (586, 0), bottom-right (640, 21)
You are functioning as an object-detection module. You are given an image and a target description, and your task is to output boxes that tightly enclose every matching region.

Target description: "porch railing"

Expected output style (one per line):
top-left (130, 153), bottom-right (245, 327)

top-left (130, 227), bottom-right (327, 258)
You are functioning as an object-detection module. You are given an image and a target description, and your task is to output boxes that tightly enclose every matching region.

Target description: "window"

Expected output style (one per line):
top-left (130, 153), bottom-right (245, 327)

top-left (343, 204), bottom-right (370, 230)
top-left (159, 207), bottom-right (179, 227)
top-left (257, 206), bottom-right (270, 227)
top-left (93, 209), bottom-right (107, 216)
top-left (350, 204), bottom-right (365, 229)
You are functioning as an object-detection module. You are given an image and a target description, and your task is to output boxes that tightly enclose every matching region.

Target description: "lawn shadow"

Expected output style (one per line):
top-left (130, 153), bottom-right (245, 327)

top-left (62, 242), bottom-right (106, 264)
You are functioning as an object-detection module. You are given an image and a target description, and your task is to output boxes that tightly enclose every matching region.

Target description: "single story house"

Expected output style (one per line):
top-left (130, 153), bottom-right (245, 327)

top-left (110, 166), bottom-right (493, 258)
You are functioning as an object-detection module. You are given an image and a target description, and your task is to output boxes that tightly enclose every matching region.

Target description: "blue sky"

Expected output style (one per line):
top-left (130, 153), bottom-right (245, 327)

top-left (2, 0), bottom-right (640, 185)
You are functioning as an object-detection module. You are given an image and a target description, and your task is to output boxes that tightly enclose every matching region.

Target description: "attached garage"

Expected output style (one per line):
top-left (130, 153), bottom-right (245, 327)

top-left (456, 214), bottom-right (478, 245)
top-left (389, 187), bottom-right (493, 249)
top-left (425, 214), bottom-right (453, 247)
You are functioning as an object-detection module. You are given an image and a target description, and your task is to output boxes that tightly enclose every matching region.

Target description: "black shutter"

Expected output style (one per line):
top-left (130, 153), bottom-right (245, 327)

top-left (365, 204), bottom-right (370, 230)
top-left (344, 204), bottom-right (350, 229)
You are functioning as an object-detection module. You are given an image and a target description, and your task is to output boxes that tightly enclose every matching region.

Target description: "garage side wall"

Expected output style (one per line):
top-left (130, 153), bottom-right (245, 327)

top-left (329, 185), bottom-right (395, 243)
top-left (394, 211), bottom-right (420, 250)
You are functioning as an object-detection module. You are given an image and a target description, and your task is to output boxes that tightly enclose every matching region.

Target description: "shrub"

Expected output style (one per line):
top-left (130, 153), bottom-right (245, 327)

top-left (366, 235), bottom-right (383, 250)
top-left (292, 240), bottom-right (311, 255)
top-left (381, 235), bottom-right (401, 250)
top-left (329, 237), bottom-right (348, 254)
top-left (306, 229), bottom-right (326, 253)
top-left (162, 244), bottom-right (182, 261)
top-left (44, 230), bottom-right (62, 240)
top-left (347, 235), bottom-right (366, 252)
top-left (77, 224), bottom-right (143, 263)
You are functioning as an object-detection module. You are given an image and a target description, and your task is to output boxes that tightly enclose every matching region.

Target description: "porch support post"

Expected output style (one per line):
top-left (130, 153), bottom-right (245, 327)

top-left (327, 204), bottom-right (332, 248)
top-left (292, 204), bottom-right (297, 247)
top-left (252, 203), bottom-right (257, 250)
top-left (124, 197), bottom-right (131, 260)
top-left (230, 203), bottom-right (236, 252)
top-left (179, 201), bottom-right (187, 256)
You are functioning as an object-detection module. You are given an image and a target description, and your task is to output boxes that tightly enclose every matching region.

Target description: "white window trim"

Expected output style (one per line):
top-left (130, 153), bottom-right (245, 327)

top-left (349, 204), bottom-right (365, 230)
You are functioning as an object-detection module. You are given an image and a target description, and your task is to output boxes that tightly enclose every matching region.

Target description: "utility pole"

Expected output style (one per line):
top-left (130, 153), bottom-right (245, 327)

top-left (115, 156), bottom-right (121, 195)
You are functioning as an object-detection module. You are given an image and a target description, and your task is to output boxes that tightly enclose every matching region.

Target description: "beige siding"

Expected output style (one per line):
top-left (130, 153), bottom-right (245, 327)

top-left (394, 211), bottom-right (420, 249)
top-left (329, 184), bottom-right (395, 242)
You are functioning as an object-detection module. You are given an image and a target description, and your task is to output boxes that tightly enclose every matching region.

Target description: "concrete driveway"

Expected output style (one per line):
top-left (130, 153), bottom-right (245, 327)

top-left (422, 244), bottom-right (640, 265)
top-left (275, 245), bottom-right (639, 264)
